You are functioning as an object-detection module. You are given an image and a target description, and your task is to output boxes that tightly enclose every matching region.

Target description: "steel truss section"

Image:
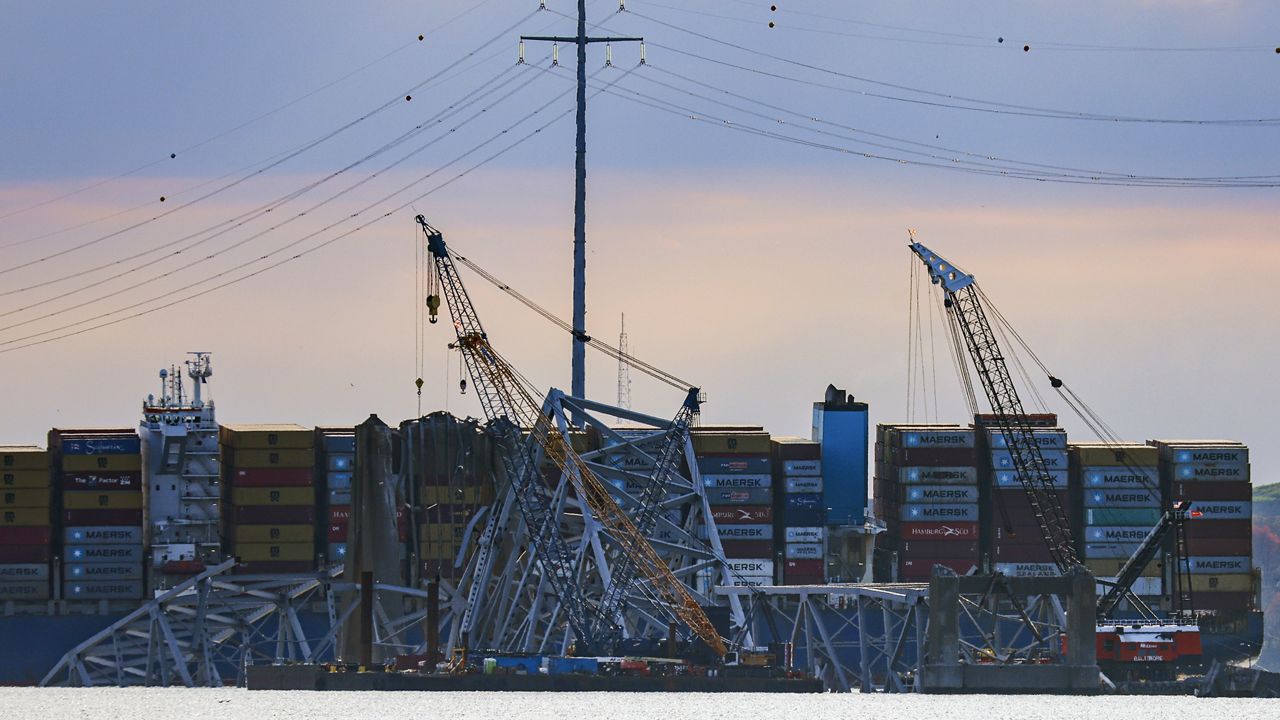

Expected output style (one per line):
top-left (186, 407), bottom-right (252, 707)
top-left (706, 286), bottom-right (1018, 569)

top-left (445, 391), bottom-right (743, 656)
top-left (39, 561), bottom-right (435, 687)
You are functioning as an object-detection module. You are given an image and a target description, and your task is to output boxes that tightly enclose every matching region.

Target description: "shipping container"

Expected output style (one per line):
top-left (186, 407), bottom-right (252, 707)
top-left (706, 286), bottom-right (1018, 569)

top-left (896, 430), bottom-right (975, 449)
top-left (327, 543), bottom-right (347, 561)
top-left (702, 474), bottom-right (771, 489)
top-left (988, 431), bottom-right (1067, 451)
top-left (1, 470), bottom-right (51, 488)
top-left (61, 454), bottom-right (141, 473)
top-left (1084, 526), bottom-right (1154, 544)
top-left (219, 424), bottom-right (315, 449)
top-left (1083, 543), bottom-right (1143, 559)
top-left (60, 472), bottom-right (142, 491)
top-left (994, 470), bottom-right (1068, 488)
top-left (234, 542), bottom-right (315, 563)
top-left (0, 546), bottom-right (49, 564)
top-left (232, 505), bottom-right (316, 524)
top-left (60, 437), bottom-right (140, 455)
top-left (692, 428), bottom-right (771, 455)
top-left (62, 491), bottom-right (144, 510)
top-left (0, 489), bottom-right (50, 508)
top-left (2, 508), bottom-right (50, 526)
top-left (784, 543), bottom-right (822, 560)
top-left (321, 434), bottom-right (356, 453)
top-left (696, 456), bottom-right (771, 475)
top-left (725, 558), bottom-right (774, 577)
top-left (784, 476), bottom-right (823, 494)
top-left (1173, 481), bottom-right (1251, 501)
top-left (232, 560), bottom-right (316, 574)
top-left (903, 485), bottom-right (978, 503)
top-left (782, 459), bottom-right (822, 476)
top-left (0, 581), bottom-right (51, 600)
top-left (900, 539), bottom-right (979, 557)
top-left (65, 545), bottom-right (144, 564)
top-left (897, 521), bottom-right (979, 541)
top-left (709, 505), bottom-right (773, 524)
top-left (1166, 446), bottom-right (1249, 465)
top-left (718, 540), bottom-right (774, 558)
top-left (227, 449), bottom-right (315, 469)
top-left (716, 524), bottom-right (773, 541)
top-left (1095, 577), bottom-right (1163, 596)
top-left (899, 557), bottom-right (976, 579)
top-left (231, 487), bottom-right (315, 507)
top-left (233, 467), bottom-right (314, 487)
top-left (1085, 559), bottom-right (1161, 578)
top-left (234, 524), bottom-right (315, 544)
top-left (893, 448), bottom-right (978, 466)
top-left (1082, 488), bottom-right (1160, 508)
top-left (783, 527), bottom-right (824, 543)
top-left (0, 526), bottom-right (51, 544)
top-left (1186, 501), bottom-right (1250, 520)
top-left (901, 503), bottom-right (978, 522)
top-left (1069, 443), bottom-right (1158, 467)
top-left (1085, 508), bottom-right (1162, 526)
top-left (991, 543), bottom-right (1056, 562)
top-left (1188, 575), bottom-right (1253, 593)
top-left (63, 526), bottom-right (143, 544)
top-left (1183, 519), bottom-right (1251, 538)
top-left (897, 466), bottom-right (977, 485)
top-left (62, 509), bottom-right (142, 526)
top-left (1190, 592), bottom-right (1253, 611)
top-left (0, 449), bottom-right (50, 470)
top-left (328, 490), bottom-right (352, 506)
top-left (64, 563), bottom-right (143, 580)
top-left (1186, 556), bottom-right (1252, 575)
top-left (327, 455), bottom-right (353, 472)
top-left (63, 581), bottom-right (143, 599)
top-left (991, 449), bottom-right (1068, 471)
top-left (993, 562), bottom-right (1058, 577)
top-left (1171, 464), bottom-right (1248, 482)
top-left (1185, 536), bottom-right (1252, 556)
top-left (1080, 466), bottom-right (1160, 489)
top-left (418, 542), bottom-right (457, 561)
top-left (784, 559), bottom-right (823, 575)
top-left (327, 472), bottom-right (353, 492)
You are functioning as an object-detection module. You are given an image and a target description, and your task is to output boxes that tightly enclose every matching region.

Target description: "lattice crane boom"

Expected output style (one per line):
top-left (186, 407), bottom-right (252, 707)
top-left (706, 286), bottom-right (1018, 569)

top-left (909, 240), bottom-right (1081, 573)
top-left (418, 216), bottom-right (726, 657)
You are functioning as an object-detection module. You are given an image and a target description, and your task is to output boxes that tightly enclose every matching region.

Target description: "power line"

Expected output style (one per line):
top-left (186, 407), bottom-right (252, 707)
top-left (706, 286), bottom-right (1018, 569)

top-left (0, 65), bottom-right (640, 354)
top-left (0, 0), bottom-right (521, 225)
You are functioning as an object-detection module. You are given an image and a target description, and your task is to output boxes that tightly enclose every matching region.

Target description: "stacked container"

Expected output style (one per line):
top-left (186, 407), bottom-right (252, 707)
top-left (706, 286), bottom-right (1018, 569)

top-left (319, 429), bottom-right (355, 566)
top-left (772, 437), bottom-right (825, 585)
top-left (1151, 440), bottom-right (1253, 612)
top-left (51, 430), bottom-right (145, 602)
top-left (220, 424), bottom-right (316, 574)
top-left (873, 424), bottom-right (980, 582)
top-left (980, 418), bottom-right (1070, 577)
top-left (0, 446), bottom-right (53, 603)
top-left (694, 426), bottom-right (774, 585)
top-left (1069, 442), bottom-right (1163, 599)
top-left (411, 413), bottom-right (495, 584)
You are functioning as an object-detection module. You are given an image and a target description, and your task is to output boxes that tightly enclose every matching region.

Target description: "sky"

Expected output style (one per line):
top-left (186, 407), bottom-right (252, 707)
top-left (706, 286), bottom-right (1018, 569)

top-left (0, 1), bottom-right (1276, 486)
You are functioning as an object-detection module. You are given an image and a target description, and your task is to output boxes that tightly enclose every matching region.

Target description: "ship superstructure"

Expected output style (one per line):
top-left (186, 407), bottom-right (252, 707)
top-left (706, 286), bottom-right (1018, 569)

top-left (140, 352), bottom-right (222, 591)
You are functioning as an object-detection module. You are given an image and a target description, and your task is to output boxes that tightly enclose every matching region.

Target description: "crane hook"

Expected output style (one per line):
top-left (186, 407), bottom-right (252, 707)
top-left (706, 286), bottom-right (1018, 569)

top-left (459, 378), bottom-right (467, 395)
top-left (426, 294), bottom-right (441, 324)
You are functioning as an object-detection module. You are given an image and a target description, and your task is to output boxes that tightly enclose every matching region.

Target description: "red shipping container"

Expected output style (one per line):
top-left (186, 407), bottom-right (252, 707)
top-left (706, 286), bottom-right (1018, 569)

top-left (0, 544), bottom-right (50, 563)
top-left (783, 574), bottom-right (825, 586)
top-left (327, 523), bottom-right (348, 542)
top-left (901, 540), bottom-right (979, 557)
top-left (720, 540), bottom-right (775, 558)
top-left (992, 542), bottom-right (1056, 562)
top-left (784, 559), bottom-right (823, 575)
top-left (900, 557), bottom-right (977, 579)
top-left (897, 521), bottom-right (979, 541)
top-left (234, 467), bottom-right (315, 487)
top-left (1185, 519), bottom-right (1251, 538)
top-left (893, 448), bottom-right (977, 466)
top-left (60, 472), bottom-right (142, 491)
top-left (993, 526), bottom-right (1054, 543)
top-left (232, 560), bottom-right (315, 575)
top-left (0, 526), bottom-right (51, 544)
top-left (233, 505), bottom-right (316, 525)
top-left (329, 505), bottom-right (351, 523)
top-left (1173, 481), bottom-right (1252, 502)
top-left (710, 505), bottom-right (773, 524)
top-left (1185, 536), bottom-right (1252, 556)
top-left (62, 509), bottom-right (142, 525)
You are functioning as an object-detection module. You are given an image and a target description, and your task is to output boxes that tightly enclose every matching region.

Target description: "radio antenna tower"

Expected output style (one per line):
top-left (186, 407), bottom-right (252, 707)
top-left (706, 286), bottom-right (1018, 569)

top-left (617, 313), bottom-right (632, 410)
top-left (519, 1), bottom-right (643, 403)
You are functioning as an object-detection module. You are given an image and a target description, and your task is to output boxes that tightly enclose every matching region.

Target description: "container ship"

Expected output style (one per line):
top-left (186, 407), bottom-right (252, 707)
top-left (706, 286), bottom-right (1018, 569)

top-left (0, 358), bottom-right (1264, 685)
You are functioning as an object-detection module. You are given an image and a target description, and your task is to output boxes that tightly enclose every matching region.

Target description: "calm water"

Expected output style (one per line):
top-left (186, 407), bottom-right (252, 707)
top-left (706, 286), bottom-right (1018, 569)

top-left (1, 688), bottom-right (1275, 720)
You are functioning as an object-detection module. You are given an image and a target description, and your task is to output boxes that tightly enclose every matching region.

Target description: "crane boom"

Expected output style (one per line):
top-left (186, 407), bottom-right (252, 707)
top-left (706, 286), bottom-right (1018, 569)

top-left (909, 240), bottom-right (1081, 572)
top-left (418, 216), bottom-right (726, 657)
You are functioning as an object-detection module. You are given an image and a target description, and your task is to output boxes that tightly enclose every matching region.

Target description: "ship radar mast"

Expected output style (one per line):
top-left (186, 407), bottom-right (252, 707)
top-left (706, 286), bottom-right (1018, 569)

top-left (186, 352), bottom-right (213, 408)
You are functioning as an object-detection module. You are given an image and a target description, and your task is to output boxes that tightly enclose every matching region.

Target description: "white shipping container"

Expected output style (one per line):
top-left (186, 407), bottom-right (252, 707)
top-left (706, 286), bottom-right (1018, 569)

top-left (1187, 556), bottom-right (1251, 574)
top-left (898, 466), bottom-right (977, 485)
top-left (0, 564), bottom-right (48, 581)
top-left (899, 430), bottom-right (975, 448)
top-left (784, 527), bottom-right (824, 543)
top-left (1187, 501), bottom-right (1250, 520)
top-left (991, 449), bottom-right (1068, 471)
top-left (782, 459), bottom-right (822, 476)
top-left (994, 562), bottom-right (1058, 577)
top-left (726, 558), bottom-right (774, 576)
top-left (988, 430), bottom-right (1068, 450)
top-left (995, 470), bottom-right (1067, 488)
top-left (784, 543), bottom-right (823, 560)
top-left (716, 524), bottom-right (773, 541)
top-left (729, 575), bottom-right (773, 588)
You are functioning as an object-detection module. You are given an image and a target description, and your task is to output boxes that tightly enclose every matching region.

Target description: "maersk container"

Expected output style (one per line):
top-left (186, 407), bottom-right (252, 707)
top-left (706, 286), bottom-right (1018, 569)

top-left (988, 431), bottom-right (1067, 451)
top-left (784, 543), bottom-right (822, 560)
top-left (893, 448), bottom-right (977, 466)
top-left (0, 564), bottom-right (48, 581)
top-left (1187, 556), bottom-right (1251, 575)
top-left (782, 459), bottom-right (821, 476)
top-left (1172, 463), bottom-right (1248, 482)
top-left (730, 575), bottom-right (772, 587)
top-left (1084, 526), bottom-right (1152, 544)
top-left (784, 527), bottom-right (823, 543)
top-left (904, 485), bottom-right (978, 503)
top-left (1170, 447), bottom-right (1249, 465)
top-left (65, 544), bottom-right (143, 564)
top-left (64, 563), bottom-right (143, 580)
top-left (702, 474), bottom-right (771, 489)
top-left (993, 562), bottom-right (1058, 577)
top-left (726, 558), bottom-right (774, 577)
top-left (327, 543), bottom-right (347, 561)
top-left (1083, 488), bottom-right (1160, 508)
top-left (901, 503), bottom-right (978, 522)
top-left (897, 430), bottom-right (975, 449)
top-left (898, 466), bottom-right (977, 485)
top-left (1085, 508), bottom-right (1161, 526)
top-left (784, 476), bottom-right (822, 494)
top-left (64, 581), bottom-right (143, 599)
top-left (327, 472), bottom-right (353, 492)
top-left (1082, 466), bottom-right (1160, 489)
top-left (716, 524), bottom-right (773, 541)
top-left (327, 454), bottom-right (353, 472)
top-left (994, 470), bottom-right (1067, 488)
top-left (1186, 501), bottom-right (1250, 520)
top-left (63, 526), bottom-right (142, 544)
top-left (991, 450), bottom-right (1067, 471)
top-left (60, 437), bottom-right (140, 455)
top-left (697, 456), bottom-right (771, 475)
top-left (0, 581), bottom-right (50, 600)
top-left (329, 490), bottom-right (352, 506)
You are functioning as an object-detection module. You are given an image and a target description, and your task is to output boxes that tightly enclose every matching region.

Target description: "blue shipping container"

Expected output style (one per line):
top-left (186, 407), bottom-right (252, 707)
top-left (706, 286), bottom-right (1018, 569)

top-left (493, 656), bottom-right (543, 674)
top-left (322, 435), bottom-right (356, 453)
top-left (327, 472), bottom-right (353, 492)
top-left (812, 400), bottom-right (868, 525)
top-left (61, 437), bottom-right (140, 456)
top-left (546, 657), bottom-right (599, 675)
top-left (783, 508), bottom-right (825, 527)
top-left (328, 454), bottom-right (354, 472)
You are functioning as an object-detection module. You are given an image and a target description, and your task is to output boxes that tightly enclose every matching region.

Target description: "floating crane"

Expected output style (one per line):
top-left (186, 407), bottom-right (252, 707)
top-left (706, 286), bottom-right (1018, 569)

top-left (416, 215), bottom-right (725, 657)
